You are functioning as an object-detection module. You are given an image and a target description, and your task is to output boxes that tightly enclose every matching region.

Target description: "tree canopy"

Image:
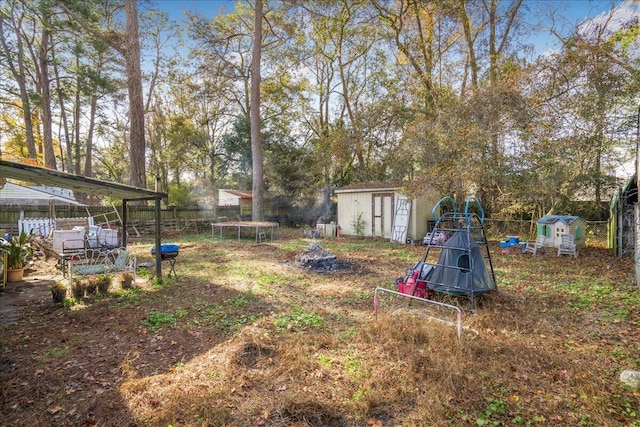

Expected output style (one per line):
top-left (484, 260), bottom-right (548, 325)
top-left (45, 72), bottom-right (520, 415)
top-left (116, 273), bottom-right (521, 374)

top-left (0, 0), bottom-right (638, 220)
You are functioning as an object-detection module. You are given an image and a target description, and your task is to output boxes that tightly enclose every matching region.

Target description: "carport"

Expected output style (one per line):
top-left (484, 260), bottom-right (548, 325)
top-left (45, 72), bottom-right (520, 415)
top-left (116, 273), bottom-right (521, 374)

top-left (0, 159), bottom-right (169, 282)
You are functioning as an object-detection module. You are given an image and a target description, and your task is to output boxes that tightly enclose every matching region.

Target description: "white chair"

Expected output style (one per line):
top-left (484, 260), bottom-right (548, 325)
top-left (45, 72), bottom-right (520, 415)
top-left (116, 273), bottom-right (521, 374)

top-left (557, 234), bottom-right (578, 258)
top-left (523, 235), bottom-right (546, 255)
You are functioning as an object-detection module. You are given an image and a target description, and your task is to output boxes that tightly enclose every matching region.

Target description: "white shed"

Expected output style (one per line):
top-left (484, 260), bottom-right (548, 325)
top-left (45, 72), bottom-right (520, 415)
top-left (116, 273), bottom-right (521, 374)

top-left (218, 189), bottom-right (252, 206)
top-left (537, 215), bottom-right (587, 248)
top-left (335, 182), bottom-right (440, 242)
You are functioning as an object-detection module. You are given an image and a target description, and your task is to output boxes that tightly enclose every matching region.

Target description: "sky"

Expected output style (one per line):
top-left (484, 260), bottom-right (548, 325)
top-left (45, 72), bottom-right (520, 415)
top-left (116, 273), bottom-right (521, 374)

top-left (149, 0), bottom-right (638, 52)
top-left (151, 0), bottom-right (632, 23)
top-left (151, 0), bottom-right (235, 19)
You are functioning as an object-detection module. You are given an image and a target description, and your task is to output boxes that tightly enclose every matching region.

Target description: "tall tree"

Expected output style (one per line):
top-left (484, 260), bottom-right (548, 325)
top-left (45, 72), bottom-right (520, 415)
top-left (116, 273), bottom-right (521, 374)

top-left (455, 0), bottom-right (526, 214)
top-left (123, 0), bottom-right (145, 188)
top-left (61, 0), bottom-right (146, 188)
top-left (36, 1), bottom-right (56, 168)
top-left (251, 0), bottom-right (264, 221)
top-left (0, 0), bottom-right (40, 161)
top-left (50, 41), bottom-right (73, 171)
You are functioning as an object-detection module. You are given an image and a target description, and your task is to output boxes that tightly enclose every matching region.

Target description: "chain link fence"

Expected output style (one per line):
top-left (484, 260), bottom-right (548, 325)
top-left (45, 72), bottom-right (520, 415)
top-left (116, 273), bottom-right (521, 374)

top-left (483, 219), bottom-right (608, 247)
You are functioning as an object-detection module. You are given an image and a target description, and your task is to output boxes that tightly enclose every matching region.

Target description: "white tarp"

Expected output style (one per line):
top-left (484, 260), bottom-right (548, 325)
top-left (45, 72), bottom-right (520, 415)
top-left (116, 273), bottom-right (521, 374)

top-left (0, 182), bottom-right (85, 206)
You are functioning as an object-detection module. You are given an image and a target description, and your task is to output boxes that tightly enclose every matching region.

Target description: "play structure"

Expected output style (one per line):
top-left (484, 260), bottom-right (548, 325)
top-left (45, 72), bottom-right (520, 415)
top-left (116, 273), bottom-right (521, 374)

top-left (374, 196), bottom-right (497, 337)
top-left (535, 215), bottom-right (586, 249)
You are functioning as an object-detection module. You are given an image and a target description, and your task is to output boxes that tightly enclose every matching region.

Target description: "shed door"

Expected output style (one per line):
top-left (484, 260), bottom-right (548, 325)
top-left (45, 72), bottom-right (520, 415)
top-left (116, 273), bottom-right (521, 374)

top-left (372, 193), bottom-right (394, 238)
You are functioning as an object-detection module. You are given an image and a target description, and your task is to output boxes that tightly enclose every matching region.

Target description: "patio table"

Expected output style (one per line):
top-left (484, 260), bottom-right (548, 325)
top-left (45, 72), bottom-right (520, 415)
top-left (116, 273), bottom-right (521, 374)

top-left (211, 221), bottom-right (279, 242)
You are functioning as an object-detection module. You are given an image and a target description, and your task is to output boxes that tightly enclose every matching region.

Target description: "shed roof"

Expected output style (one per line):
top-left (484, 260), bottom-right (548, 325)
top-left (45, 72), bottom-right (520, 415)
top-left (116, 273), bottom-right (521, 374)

top-left (537, 214), bottom-right (583, 225)
top-left (335, 181), bottom-right (405, 193)
top-left (220, 189), bottom-right (252, 198)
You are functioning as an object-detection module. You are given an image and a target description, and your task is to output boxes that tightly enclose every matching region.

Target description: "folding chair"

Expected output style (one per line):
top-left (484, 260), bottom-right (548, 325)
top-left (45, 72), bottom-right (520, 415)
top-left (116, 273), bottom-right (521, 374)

top-left (523, 235), bottom-right (546, 255)
top-left (557, 234), bottom-right (578, 258)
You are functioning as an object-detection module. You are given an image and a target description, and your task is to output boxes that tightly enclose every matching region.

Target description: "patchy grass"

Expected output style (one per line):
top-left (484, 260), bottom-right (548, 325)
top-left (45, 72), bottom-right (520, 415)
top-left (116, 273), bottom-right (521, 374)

top-left (0, 230), bottom-right (639, 426)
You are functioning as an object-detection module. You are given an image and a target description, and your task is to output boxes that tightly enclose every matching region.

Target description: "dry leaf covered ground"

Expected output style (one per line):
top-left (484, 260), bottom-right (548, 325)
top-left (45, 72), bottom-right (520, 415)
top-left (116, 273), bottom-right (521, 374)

top-left (0, 229), bottom-right (639, 426)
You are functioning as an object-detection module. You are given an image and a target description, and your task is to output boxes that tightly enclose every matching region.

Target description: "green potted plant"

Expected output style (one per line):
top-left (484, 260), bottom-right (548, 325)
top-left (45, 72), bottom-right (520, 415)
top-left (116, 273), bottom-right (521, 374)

top-left (0, 231), bottom-right (33, 282)
top-left (50, 281), bottom-right (67, 303)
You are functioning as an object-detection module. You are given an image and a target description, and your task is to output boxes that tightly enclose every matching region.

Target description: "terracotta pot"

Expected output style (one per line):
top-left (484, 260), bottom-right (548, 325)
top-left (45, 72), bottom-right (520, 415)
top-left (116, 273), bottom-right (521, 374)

top-left (7, 268), bottom-right (24, 282)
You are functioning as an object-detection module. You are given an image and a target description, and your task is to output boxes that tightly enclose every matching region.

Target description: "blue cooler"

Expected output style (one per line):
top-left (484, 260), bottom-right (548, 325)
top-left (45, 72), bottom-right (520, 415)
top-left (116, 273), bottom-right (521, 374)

top-left (151, 243), bottom-right (179, 259)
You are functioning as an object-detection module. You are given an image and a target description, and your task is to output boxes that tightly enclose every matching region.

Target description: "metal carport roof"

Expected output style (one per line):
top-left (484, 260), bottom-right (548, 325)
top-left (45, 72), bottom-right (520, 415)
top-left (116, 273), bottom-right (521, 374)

top-left (0, 159), bottom-right (165, 201)
top-left (1, 159), bottom-right (169, 282)
top-left (0, 182), bottom-right (87, 206)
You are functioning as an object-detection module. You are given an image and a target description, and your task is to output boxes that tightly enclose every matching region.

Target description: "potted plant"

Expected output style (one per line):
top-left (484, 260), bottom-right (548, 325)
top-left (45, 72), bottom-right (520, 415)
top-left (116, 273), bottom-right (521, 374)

top-left (0, 231), bottom-right (33, 282)
top-left (119, 272), bottom-right (133, 289)
top-left (50, 282), bottom-right (67, 303)
top-left (71, 278), bottom-right (85, 299)
top-left (85, 276), bottom-right (97, 296)
top-left (96, 274), bottom-right (112, 294)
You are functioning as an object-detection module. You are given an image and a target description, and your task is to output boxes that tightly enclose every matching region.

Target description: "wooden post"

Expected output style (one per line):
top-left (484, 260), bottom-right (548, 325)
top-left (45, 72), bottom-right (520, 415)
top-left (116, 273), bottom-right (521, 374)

top-left (633, 203), bottom-right (640, 290)
top-left (122, 200), bottom-right (128, 248)
top-left (635, 104), bottom-right (639, 289)
top-left (155, 177), bottom-right (162, 284)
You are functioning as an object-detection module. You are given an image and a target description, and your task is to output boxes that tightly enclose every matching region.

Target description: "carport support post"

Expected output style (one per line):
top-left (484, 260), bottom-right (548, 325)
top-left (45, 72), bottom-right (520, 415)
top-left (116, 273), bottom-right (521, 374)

top-left (636, 203), bottom-right (640, 290)
top-left (636, 104), bottom-right (640, 290)
top-left (154, 178), bottom-right (162, 283)
top-left (122, 200), bottom-right (128, 247)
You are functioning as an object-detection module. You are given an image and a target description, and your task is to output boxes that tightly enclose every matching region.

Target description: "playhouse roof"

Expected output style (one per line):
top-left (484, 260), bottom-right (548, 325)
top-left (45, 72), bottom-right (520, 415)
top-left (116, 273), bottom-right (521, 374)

top-left (537, 214), bottom-right (583, 225)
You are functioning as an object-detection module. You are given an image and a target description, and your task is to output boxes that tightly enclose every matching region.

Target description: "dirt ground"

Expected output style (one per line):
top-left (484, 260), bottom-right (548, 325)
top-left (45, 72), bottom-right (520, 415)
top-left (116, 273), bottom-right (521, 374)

top-left (0, 259), bottom-right (62, 327)
top-left (0, 255), bottom-right (160, 425)
top-left (1, 235), bottom-right (639, 426)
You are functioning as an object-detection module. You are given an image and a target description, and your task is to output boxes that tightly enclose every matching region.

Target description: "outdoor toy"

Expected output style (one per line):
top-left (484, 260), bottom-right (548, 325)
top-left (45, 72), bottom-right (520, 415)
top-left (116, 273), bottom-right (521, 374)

top-left (374, 196), bottom-right (497, 337)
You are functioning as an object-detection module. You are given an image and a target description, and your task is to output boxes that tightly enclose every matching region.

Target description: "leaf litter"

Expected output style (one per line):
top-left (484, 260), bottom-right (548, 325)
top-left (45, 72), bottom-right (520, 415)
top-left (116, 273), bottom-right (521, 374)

top-left (0, 231), bottom-right (638, 426)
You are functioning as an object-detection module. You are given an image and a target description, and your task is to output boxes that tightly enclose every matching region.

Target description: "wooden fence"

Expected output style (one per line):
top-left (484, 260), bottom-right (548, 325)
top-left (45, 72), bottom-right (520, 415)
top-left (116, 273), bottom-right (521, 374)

top-left (0, 205), bottom-right (293, 237)
top-left (0, 205), bottom-right (609, 246)
top-left (0, 206), bottom-right (242, 236)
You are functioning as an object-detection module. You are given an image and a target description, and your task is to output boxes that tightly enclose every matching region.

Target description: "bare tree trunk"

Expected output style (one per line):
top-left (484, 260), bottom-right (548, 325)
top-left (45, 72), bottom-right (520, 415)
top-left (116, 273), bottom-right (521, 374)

top-left (251, 0), bottom-right (264, 221)
top-left (59, 2), bottom-right (146, 187)
top-left (74, 51), bottom-right (81, 175)
top-left (459, 0), bottom-right (478, 92)
top-left (0, 9), bottom-right (37, 160)
top-left (52, 44), bottom-right (73, 173)
top-left (84, 95), bottom-right (98, 178)
top-left (83, 50), bottom-right (105, 186)
top-left (39, 11), bottom-right (56, 169)
top-left (124, 0), bottom-right (146, 189)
